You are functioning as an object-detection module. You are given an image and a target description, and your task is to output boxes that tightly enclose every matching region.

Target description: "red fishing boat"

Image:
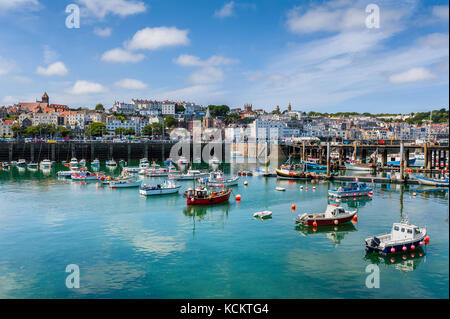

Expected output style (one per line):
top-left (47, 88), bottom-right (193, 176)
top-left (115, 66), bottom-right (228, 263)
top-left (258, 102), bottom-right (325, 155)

top-left (184, 186), bottom-right (232, 205)
top-left (295, 204), bottom-right (357, 226)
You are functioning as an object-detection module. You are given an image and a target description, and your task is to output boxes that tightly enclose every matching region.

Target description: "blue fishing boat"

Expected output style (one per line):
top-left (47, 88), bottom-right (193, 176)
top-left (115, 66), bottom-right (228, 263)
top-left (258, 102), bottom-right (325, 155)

top-left (365, 219), bottom-right (428, 255)
top-left (415, 175), bottom-right (449, 187)
top-left (328, 182), bottom-right (373, 198)
top-left (300, 160), bottom-right (327, 170)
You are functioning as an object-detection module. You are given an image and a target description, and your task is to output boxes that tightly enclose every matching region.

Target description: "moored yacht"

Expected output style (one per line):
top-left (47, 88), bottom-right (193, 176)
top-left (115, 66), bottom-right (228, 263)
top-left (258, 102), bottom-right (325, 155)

top-left (17, 159), bottom-right (27, 167)
top-left (365, 219), bottom-right (428, 255)
top-left (40, 159), bottom-right (52, 169)
top-left (69, 158), bottom-right (79, 168)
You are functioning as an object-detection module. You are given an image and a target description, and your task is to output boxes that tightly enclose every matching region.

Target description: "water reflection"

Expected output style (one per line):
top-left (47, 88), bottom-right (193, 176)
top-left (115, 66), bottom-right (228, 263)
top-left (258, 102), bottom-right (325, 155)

top-left (295, 223), bottom-right (357, 245)
top-left (364, 249), bottom-right (426, 274)
top-left (329, 195), bottom-right (373, 209)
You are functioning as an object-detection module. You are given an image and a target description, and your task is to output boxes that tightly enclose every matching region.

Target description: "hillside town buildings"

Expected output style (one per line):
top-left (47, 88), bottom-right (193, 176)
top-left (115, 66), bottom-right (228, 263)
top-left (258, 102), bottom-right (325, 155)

top-left (0, 92), bottom-right (447, 144)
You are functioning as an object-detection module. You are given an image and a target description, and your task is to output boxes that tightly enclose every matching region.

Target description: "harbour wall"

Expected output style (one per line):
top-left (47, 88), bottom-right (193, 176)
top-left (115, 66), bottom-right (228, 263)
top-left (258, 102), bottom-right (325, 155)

top-left (0, 142), bottom-right (288, 163)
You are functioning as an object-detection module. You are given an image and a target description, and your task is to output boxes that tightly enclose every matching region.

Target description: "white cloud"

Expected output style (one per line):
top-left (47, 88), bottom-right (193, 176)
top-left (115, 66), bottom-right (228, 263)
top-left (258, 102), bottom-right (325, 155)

top-left (286, 6), bottom-right (365, 33)
top-left (174, 54), bottom-right (238, 67)
top-left (126, 26), bottom-right (189, 51)
top-left (36, 61), bottom-right (68, 76)
top-left (114, 78), bottom-right (147, 89)
top-left (0, 0), bottom-right (39, 11)
top-left (77, 0), bottom-right (146, 18)
top-left (11, 75), bottom-right (32, 83)
top-left (417, 33), bottom-right (449, 48)
top-left (68, 80), bottom-right (107, 95)
top-left (43, 45), bottom-right (59, 64)
top-left (2, 96), bottom-right (17, 104)
top-left (188, 66), bottom-right (223, 84)
top-left (0, 56), bottom-right (14, 75)
top-left (432, 5), bottom-right (449, 21)
top-left (389, 67), bottom-right (434, 83)
top-left (101, 48), bottom-right (145, 63)
top-left (214, 1), bottom-right (235, 18)
top-left (94, 27), bottom-right (112, 37)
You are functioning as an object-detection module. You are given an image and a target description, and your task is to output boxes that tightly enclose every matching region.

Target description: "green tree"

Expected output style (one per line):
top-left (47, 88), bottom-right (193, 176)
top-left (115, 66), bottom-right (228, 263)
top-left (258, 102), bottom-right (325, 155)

top-left (164, 115), bottom-right (177, 128)
top-left (175, 104), bottom-right (185, 114)
top-left (124, 128), bottom-right (135, 136)
top-left (115, 127), bottom-right (126, 137)
top-left (208, 105), bottom-right (230, 117)
top-left (56, 126), bottom-right (72, 138)
top-left (87, 122), bottom-right (107, 137)
top-left (95, 104), bottom-right (105, 111)
top-left (11, 124), bottom-right (24, 137)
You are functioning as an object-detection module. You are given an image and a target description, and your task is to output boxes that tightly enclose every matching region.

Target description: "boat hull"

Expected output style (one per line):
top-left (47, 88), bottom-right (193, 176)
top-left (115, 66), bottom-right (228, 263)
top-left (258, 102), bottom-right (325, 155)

top-left (365, 238), bottom-right (426, 255)
top-left (139, 186), bottom-right (181, 195)
top-left (275, 169), bottom-right (312, 180)
top-left (328, 189), bottom-right (373, 198)
top-left (416, 176), bottom-right (449, 187)
top-left (186, 190), bottom-right (231, 205)
top-left (297, 212), bottom-right (356, 226)
top-left (109, 180), bottom-right (142, 188)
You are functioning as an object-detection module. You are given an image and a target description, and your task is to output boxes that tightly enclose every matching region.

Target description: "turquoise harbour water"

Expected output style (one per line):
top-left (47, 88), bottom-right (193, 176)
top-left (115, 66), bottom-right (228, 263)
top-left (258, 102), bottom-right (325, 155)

top-left (0, 163), bottom-right (448, 299)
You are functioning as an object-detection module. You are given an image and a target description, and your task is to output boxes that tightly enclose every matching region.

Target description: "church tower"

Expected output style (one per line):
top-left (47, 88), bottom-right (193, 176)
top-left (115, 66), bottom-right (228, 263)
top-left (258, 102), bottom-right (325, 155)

top-left (202, 107), bottom-right (214, 129)
top-left (288, 102), bottom-right (291, 112)
top-left (41, 92), bottom-right (49, 104)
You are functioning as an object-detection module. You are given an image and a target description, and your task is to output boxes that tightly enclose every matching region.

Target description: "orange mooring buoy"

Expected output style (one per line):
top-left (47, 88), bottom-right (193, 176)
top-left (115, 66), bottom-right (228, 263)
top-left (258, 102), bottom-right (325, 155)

top-left (235, 194), bottom-right (241, 201)
top-left (291, 204), bottom-right (296, 211)
top-left (352, 215), bottom-right (358, 222)
top-left (312, 221), bottom-right (317, 227)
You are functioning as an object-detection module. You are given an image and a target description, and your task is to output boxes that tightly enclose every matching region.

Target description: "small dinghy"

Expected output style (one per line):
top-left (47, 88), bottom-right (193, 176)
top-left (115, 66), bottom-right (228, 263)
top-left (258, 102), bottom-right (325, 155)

top-left (253, 211), bottom-right (272, 219)
top-left (365, 219), bottom-right (428, 255)
top-left (276, 187), bottom-right (286, 191)
top-left (296, 204), bottom-right (357, 226)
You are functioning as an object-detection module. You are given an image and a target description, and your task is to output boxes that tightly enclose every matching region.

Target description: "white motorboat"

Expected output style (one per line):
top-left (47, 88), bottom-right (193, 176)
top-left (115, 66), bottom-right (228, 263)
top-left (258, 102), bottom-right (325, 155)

top-left (139, 180), bottom-right (181, 196)
top-left (276, 187), bottom-right (286, 191)
top-left (172, 169), bottom-right (209, 180)
top-left (123, 167), bottom-right (141, 174)
top-left (177, 156), bottom-right (189, 167)
top-left (109, 177), bottom-right (142, 188)
top-left (79, 159), bottom-right (87, 168)
top-left (40, 159), bottom-right (52, 169)
top-left (91, 159), bottom-right (100, 167)
top-left (253, 211), bottom-right (272, 219)
top-left (17, 159), bottom-right (27, 167)
top-left (106, 159), bottom-right (117, 167)
top-left (27, 161), bottom-right (38, 169)
top-left (139, 158), bottom-right (150, 169)
top-left (205, 171), bottom-right (240, 187)
top-left (365, 219), bottom-right (428, 255)
top-left (208, 156), bottom-right (221, 166)
top-left (69, 158), bottom-right (79, 168)
top-left (57, 170), bottom-right (79, 178)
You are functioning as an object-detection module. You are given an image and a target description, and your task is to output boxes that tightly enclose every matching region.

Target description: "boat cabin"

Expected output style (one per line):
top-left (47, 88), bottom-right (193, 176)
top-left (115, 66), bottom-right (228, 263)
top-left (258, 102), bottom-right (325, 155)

top-left (324, 205), bottom-right (347, 218)
top-left (337, 182), bottom-right (367, 192)
top-left (391, 222), bottom-right (421, 241)
top-left (185, 187), bottom-right (209, 198)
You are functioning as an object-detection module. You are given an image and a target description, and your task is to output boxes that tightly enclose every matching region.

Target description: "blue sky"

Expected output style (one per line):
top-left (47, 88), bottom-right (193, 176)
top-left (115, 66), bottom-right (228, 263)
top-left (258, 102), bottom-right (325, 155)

top-left (0, 0), bottom-right (448, 112)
